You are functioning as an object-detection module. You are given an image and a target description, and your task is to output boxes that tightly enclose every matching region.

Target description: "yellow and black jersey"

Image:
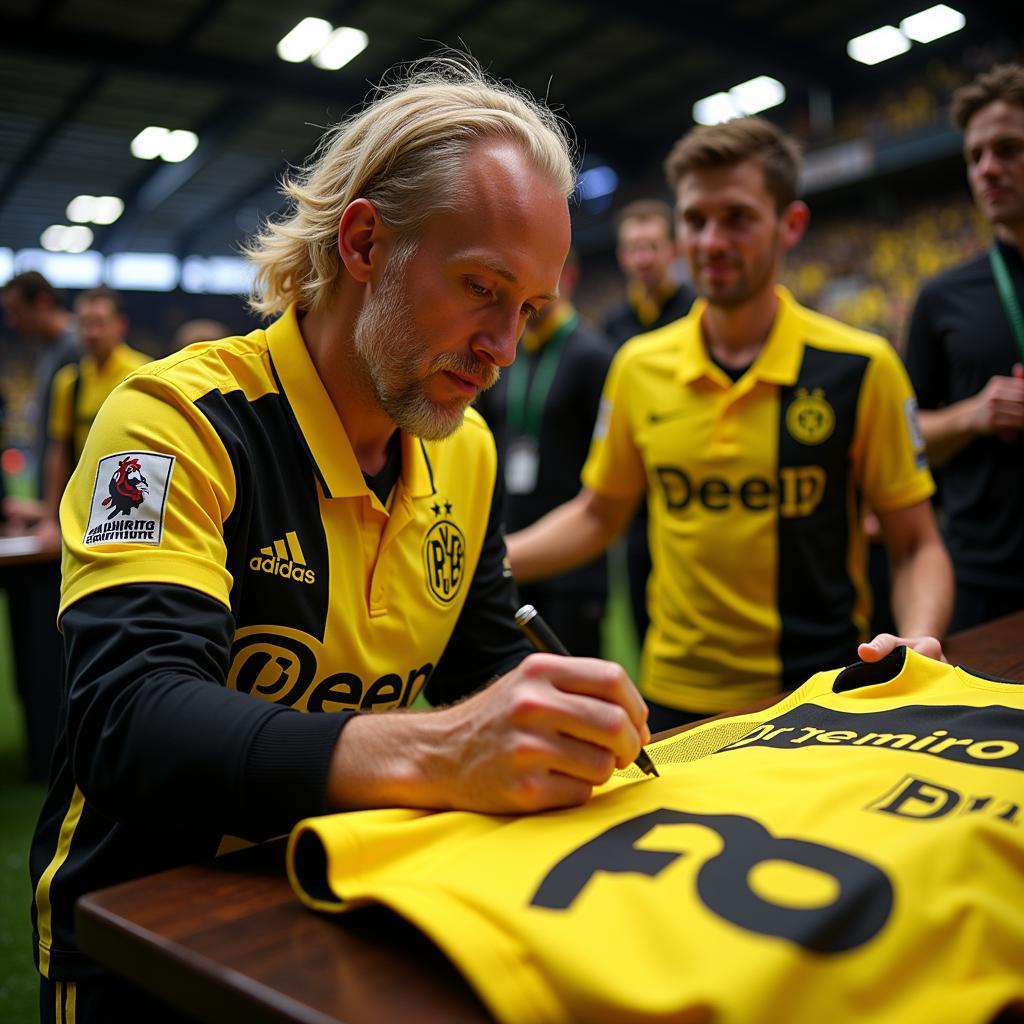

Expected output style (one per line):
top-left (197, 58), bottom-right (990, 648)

top-left (48, 343), bottom-right (150, 462)
top-left (290, 647), bottom-right (1024, 1024)
top-left (583, 286), bottom-right (934, 713)
top-left (30, 305), bottom-right (529, 980)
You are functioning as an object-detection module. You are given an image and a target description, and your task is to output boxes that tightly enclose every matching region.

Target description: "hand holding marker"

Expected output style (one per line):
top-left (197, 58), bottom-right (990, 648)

top-left (514, 604), bottom-right (660, 778)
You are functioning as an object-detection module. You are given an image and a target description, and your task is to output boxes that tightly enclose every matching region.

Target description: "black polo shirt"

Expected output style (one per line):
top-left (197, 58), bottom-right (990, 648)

top-left (904, 238), bottom-right (1024, 591)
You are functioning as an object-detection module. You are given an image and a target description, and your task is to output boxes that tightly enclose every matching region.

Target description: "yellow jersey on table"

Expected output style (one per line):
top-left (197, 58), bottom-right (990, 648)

top-left (289, 649), bottom-right (1024, 1024)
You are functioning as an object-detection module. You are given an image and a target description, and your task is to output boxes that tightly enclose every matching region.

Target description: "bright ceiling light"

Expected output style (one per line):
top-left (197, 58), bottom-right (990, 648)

top-left (62, 225), bottom-right (94, 253)
top-left (847, 25), bottom-right (911, 65)
top-left (131, 125), bottom-right (169, 160)
top-left (311, 26), bottom-right (369, 70)
top-left (693, 92), bottom-right (741, 126)
top-left (40, 225), bottom-right (94, 253)
top-left (66, 195), bottom-right (96, 222)
top-left (730, 76), bottom-right (786, 116)
top-left (277, 17), bottom-right (333, 62)
top-left (900, 4), bottom-right (965, 43)
top-left (91, 196), bottom-right (125, 225)
top-left (161, 129), bottom-right (199, 163)
top-left (41, 226), bottom-right (68, 252)
top-left (66, 195), bottom-right (124, 224)
top-left (131, 126), bottom-right (198, 162)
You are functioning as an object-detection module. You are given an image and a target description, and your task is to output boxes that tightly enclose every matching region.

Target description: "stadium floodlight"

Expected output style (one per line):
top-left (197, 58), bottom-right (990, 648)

top-left (131, 125), bottom-right (169, 160)
top-left (66, 195), bottom-right (124, 224)
top-left (900, 5), bottom-right (965, 44)
top-left (312, 26), bottom-right (369, 70)
top-left (693, 92), bottom-right (741, 126)
top-left (276, 17), bottom-right (333, 63)
top-left (40, 225), bottom-right (94, 253)
top-left (730, 76), bottom-right (786, 116)
top-left (66, 195), bottom-right (96, 222)
top-left (847, 25), bottom-right (911, 65)
top-left (91, 196), bottom-right (125, 225)
top-left (161, 129), bottom-right (199, 163)
top-left (106, 253), bottom-right (179, 291)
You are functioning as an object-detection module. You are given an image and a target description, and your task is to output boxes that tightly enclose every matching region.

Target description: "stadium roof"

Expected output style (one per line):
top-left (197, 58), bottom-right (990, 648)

top-left (1, 0), bottom-right (1019, 261)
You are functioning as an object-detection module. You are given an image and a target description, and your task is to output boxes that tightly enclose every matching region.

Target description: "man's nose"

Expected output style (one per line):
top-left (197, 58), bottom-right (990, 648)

top-left (976, 149), bottom-right (1002, 179)
top-left (471, 308), bottom-right (522, 368)
top-left (699, 220), bottom-right (729, 251)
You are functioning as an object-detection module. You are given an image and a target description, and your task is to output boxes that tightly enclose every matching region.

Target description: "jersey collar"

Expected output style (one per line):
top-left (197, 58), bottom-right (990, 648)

top-left (676, 285), bottom-right (805, 388)
top-left (265, 305), bottom-right (435, 501)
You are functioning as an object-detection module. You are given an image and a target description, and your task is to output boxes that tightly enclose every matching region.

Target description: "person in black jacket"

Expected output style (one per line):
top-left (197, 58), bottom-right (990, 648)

top-left (476, 249), bottom-right (615, 655)
top-left (904, 64), bottom-right (1024, 630)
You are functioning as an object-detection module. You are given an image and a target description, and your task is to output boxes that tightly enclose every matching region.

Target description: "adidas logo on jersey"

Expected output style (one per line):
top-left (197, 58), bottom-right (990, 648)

top-left (249, 530), bottom-right (316, 585)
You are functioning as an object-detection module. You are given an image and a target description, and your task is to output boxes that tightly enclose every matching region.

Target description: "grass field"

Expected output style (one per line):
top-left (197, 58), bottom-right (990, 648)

top-left (0, 590), bottom-right (46, 1024)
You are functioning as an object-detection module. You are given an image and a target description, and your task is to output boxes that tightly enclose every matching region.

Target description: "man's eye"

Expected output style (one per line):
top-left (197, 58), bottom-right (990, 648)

top-left (521, 304), bottom-right (539, 320)
top-left (467, 280), bottom-right (490, 297)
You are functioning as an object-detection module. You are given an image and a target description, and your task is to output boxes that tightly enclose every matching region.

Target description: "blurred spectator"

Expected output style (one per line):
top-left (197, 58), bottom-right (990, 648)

top-left (1, 272), bottom-right (81, 496)
top-left (904, 64), bottom-right (1024, 630)
top-left (602, 200), bottom-right (696, 348)
top-left (602, 200), bottom-right (697, 649)
top-left (170, 318), bottom-right (231, 353)
top-left (40, 288), bottom-right (150, 546)
top-left (476, 250), bottom-right (614, 655)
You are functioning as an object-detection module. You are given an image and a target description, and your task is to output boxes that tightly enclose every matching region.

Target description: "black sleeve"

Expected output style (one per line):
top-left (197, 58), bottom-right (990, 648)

top-left (424, 467), bottom-right (531, 706)
top-left (903, 283), bottom-right (948, 410)
top-left (61, 583), bottom-right (353, 839)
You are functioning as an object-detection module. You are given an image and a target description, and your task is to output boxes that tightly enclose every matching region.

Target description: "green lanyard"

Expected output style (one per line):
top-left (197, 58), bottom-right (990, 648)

top-left (505, 313), bottom-right (577, 438)
top-left (989, 244), bottom-right (1024, 363)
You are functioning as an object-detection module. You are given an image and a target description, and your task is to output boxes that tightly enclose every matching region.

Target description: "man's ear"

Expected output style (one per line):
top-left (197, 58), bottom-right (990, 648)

top-left (338, 198), bottom-right (391, 284)
top-left (779, 200), bottom-right (810, 251)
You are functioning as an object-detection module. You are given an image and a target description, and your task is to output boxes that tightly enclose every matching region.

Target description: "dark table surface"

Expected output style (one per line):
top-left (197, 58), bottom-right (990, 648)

top-left (77, 611), bottom-right (1024, 1024)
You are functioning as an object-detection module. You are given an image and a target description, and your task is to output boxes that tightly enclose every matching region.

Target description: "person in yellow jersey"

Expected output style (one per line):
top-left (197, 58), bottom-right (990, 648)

top-left (38, 286), bottom-right (150, 548)
top-left (508, 117), bottom-right (954, 731)
top-left (28, 57), bottom-right (656, 1024)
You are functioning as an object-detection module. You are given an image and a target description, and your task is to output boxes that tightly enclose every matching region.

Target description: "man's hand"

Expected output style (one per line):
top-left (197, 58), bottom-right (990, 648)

top-left (968, 363), bottom-right (1024, 437)
top-left (858, 633), bottom-right (946, 664)
top-left (328, 654), bottom-right (650, 815)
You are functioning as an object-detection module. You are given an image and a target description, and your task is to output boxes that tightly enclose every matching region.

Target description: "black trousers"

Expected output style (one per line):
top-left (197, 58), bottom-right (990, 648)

top-left (2, 559), bottom-right (63, 781)
top-left (40, 974), bottom-right (194, 1024)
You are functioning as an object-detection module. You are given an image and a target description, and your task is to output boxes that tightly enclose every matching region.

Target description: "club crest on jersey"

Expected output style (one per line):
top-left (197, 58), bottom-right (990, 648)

top-left (83, 451), bottom-right (174, 547)
top-left (423, 499), bottom-right (466, 604)
top-left (786, 388), bottom-right (835, 445)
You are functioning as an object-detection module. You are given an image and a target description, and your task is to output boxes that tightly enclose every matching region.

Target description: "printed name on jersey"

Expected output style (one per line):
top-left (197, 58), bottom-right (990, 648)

top-left (227, 631), bottom-right (433, 711)
top-left (83, 451), bottom-right (174, 547)
top-left (867, 774), bottom-right (1022, 828)
top-left (423, 499), bottom-right (466, 604)
top-left (720, 703), bottom-right (1023, 769)
top-left (785, 387), bottom-right (835, 445)
top-left (248, 530), bottom-right (316, 584)
top-left (656, 464), bottom-right (825, 517)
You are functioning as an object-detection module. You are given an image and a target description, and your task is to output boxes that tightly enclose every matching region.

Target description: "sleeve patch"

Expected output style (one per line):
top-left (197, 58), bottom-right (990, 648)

top-left (83, 451), bottom-right (175, 547)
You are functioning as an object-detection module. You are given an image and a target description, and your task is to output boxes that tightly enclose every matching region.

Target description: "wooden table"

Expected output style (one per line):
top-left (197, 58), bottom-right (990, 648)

top-left (76, 613), bottom-right (1024, 1023)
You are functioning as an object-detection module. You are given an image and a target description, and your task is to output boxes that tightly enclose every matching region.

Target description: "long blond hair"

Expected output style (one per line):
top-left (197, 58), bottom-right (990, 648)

top-left (245, 55), bottom-right (577, 316)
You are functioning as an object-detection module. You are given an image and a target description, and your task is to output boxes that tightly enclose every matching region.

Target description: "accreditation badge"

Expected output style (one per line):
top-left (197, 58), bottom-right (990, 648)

top-left (505, 436), bottom-right (539, 494)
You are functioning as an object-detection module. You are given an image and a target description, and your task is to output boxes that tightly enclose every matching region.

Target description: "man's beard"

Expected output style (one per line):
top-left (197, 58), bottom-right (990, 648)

top-left (353, 246), bottom-right (499, 441)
